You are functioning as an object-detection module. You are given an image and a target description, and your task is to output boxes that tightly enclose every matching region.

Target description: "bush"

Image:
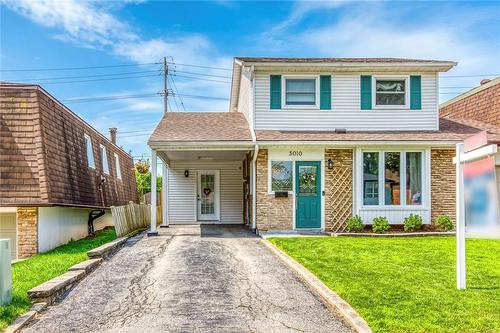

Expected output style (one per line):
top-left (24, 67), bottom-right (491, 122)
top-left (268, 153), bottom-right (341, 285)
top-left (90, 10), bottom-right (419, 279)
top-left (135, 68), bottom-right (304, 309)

top-left (403, 214), bottom-right (423, 232)
top-left (346, 215), bottom-right (364, 232)
top-left (436, 215), bottom-right (454, 231)
top-left (372, 216), bottom-right (390, 233)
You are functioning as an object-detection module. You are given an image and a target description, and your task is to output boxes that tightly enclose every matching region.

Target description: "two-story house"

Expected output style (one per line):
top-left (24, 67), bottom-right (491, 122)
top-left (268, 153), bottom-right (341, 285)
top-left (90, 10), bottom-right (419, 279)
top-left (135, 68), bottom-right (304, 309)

top-left (0, 83), bottom-right (138, 259)
top-left (148, 57), bottom-right (499, 234)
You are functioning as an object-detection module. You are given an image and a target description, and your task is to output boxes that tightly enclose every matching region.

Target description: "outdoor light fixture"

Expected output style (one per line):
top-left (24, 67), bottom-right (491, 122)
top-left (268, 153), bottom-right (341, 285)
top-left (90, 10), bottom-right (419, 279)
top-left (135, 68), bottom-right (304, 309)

top-left (327, 158), bottom-right (334, 169)
top-left (184, 170), bottom-right (189, 178)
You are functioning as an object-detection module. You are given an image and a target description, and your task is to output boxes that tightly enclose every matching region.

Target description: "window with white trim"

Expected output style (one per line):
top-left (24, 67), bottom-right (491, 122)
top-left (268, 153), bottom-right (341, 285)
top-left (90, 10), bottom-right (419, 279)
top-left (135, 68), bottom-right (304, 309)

top-left (100, 144), bottom-right (109, 175)
top-left (114, 153), bottom-right (122, 179)
top-left (271, 161), bottom-right (293, 192)
top-left (362, 150), bottom-right (423, 206)
top-left (374, 78), bottom-right (407, 106)
top-left (284, 77), bottom-right (317, 106)
top-left (84, 134), bottom-right (95, 168)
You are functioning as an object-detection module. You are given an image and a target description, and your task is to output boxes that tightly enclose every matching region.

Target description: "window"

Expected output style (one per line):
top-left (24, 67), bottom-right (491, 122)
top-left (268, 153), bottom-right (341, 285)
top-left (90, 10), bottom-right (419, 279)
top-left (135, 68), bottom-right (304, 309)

top-left (284, 77), bottom-right (317, 106)
top-left (114, 153), bottom-right (122, 179)
top-left (375, 78), bottom-right (406, 106)
top-left (362, 151), bottom-right (423, 206)
top-left (384, 152), bottom-right (401, 205)
top-left (271, 161), bottom-right (293, 192)
top-left (406, 152), bottom-right (422, 205)
top-left (100, 144), bottom-right (109, 175)
top-left (84, 134), bottom-right (95, 168)
top-left (363, 152), bottom-right (379, 205)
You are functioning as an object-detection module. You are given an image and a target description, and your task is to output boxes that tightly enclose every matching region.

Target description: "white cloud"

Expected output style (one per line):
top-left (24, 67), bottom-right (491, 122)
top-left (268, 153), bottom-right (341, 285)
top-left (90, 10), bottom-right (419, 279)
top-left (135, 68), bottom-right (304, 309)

top-left (262, 2), bottom-right (500, 102)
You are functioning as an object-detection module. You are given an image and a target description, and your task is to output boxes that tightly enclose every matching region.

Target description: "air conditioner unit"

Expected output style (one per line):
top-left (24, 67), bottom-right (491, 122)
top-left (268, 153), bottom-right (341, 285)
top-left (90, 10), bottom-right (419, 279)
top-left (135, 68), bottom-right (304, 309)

top-left (0, 239), bottom-right (12, 305)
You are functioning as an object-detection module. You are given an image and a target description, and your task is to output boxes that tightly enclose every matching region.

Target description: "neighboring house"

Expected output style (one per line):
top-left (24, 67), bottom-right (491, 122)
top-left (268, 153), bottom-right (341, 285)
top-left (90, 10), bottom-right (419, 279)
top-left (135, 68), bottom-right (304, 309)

top-left (441, 77), bottom-right (500, 126)
top-left (148, 57), bottom-right (500, 233)
top-left (0, 83), bottom-right (138, 259)
top-left (440, 76), bottom-right (500, 211)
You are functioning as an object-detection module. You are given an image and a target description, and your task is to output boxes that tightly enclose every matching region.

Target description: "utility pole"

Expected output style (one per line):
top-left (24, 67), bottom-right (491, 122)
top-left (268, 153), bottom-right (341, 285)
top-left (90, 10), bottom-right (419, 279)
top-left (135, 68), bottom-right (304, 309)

top-left (163, 56), bottom-right (168, 113)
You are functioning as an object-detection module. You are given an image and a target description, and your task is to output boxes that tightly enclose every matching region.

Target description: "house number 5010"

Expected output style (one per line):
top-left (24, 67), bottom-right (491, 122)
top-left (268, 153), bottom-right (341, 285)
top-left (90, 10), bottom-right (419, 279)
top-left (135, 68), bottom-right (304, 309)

top-left (289, 151), bottom-right (303, 156)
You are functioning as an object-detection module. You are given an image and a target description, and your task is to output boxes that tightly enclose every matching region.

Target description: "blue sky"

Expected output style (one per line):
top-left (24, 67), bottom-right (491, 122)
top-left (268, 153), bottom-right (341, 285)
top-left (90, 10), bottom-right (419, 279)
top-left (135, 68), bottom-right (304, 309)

top-left (1, 0), bottom-right (499, 160)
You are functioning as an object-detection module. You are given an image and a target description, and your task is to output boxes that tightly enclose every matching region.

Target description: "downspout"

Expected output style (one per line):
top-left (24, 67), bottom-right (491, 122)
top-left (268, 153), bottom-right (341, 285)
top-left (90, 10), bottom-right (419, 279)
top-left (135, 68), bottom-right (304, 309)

top-left (249, 64), bottom-right (258, 232)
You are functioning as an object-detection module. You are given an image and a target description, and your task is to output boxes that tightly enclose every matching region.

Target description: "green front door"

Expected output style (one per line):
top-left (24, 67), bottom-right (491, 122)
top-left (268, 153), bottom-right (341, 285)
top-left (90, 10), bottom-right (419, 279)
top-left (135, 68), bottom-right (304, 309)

top-left (295, 161), bottom-right (321, 229)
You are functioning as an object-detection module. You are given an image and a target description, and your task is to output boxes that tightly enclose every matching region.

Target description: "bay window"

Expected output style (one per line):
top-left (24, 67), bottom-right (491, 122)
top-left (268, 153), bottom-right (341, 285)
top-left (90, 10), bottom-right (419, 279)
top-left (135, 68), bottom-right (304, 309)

top-left (284, 77), bottom-right (317, 107)
top-left (362, 150), bottom-right (424, 207)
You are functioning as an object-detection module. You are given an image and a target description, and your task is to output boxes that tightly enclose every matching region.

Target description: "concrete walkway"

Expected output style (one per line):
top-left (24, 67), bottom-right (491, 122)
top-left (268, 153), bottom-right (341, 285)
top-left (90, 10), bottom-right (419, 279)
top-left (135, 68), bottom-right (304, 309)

top-left (24, 225), bottom-right (352, 333)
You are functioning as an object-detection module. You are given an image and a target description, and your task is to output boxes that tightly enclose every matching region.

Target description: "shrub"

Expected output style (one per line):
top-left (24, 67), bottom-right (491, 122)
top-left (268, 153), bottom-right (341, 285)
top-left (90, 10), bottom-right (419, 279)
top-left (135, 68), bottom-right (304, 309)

top-left (436, 215), bottom-right (454, 231)
top-left (403, 214), bottom-right (423, 232)
top-left (346, 215), bottom-right (364, 232)
top-left (372, 216), bottom-right (390, 233)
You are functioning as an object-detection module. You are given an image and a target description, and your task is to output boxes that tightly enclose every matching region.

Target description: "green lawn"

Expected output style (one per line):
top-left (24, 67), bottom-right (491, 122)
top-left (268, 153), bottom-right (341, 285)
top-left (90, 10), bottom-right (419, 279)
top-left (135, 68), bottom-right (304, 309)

top-left (269, 236), bottom-right (500, 333)
top-left (0, 228), bottom-right (116, 330)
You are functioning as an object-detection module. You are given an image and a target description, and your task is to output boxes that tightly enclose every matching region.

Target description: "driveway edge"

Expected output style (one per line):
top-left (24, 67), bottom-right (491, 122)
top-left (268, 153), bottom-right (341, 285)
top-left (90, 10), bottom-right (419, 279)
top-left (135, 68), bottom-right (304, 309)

top-left (262, 239), bottom-right (372, 333)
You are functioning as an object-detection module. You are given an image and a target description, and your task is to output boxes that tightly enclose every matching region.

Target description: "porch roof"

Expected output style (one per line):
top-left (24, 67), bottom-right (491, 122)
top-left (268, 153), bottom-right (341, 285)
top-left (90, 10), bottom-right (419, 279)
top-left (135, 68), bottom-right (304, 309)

top-left (255, 118), bottom-right (500, 144)
top-left (148, 112), bottom-right (253, 146)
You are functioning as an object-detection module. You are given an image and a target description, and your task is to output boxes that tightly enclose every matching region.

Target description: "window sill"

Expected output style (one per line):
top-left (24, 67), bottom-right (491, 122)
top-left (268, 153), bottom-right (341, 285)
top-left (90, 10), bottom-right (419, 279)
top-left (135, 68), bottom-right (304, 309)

top-left (360, 206), bottom-right (428, 211)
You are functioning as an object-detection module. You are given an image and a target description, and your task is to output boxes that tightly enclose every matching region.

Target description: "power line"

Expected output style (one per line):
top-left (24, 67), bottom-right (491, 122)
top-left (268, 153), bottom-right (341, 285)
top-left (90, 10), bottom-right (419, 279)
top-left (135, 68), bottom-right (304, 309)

top-left (3, 69), bottom-right (161, 82)
top-left (441, 73), bottom-right (500, 78)
top-left (166, 61), bottom-right (232, 71)
top-left (0, 62), bottom-right (161, 72)
top-left (169, 92), bottom-right (229, 101)
top-left (28, 74), bottom-right (162, 85)
top-left (173, 69), bottom-right (231, 79)
top-left (61, 92), bottom-right (161, 103)
top-left (169, 75), bottom-right (186, 111)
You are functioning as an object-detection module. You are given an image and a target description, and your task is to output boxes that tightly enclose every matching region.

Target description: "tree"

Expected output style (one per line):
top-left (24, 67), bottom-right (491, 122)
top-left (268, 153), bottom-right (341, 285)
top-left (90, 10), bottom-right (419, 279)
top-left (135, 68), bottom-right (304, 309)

top-left (134, 160), bottom-right (162, 202)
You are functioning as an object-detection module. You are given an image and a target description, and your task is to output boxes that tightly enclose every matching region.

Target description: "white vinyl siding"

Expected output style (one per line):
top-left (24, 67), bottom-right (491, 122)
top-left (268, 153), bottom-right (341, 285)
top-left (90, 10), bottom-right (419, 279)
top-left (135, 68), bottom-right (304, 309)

top-left (0, 212), bottom-right (17, 260)
top-left (254, 72), bottom-right (438, 131)
top-left (167, 161), bottom-right (243, 224)
top-left (237, 69), bottom-right (253, 126)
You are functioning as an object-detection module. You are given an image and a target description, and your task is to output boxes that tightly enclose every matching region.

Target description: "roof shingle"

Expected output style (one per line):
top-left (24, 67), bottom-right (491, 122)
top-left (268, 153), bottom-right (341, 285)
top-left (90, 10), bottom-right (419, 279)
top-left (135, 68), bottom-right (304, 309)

top-left (148, 112), bottom-right (253, 143)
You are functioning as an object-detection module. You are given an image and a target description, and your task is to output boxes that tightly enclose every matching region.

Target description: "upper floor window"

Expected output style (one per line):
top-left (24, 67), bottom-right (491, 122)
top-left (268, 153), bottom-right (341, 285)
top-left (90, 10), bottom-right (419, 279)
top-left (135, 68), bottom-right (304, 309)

top-left (114, 153), bottom-right (122, 179)
top-left (100, 144), bottom-right (109, 175)
top-left (374, 77), bottom-right (407, 107)
top-left (284, 77), bottom-right (317, 107)
top-left (84, 134), bottom-right (95, 169)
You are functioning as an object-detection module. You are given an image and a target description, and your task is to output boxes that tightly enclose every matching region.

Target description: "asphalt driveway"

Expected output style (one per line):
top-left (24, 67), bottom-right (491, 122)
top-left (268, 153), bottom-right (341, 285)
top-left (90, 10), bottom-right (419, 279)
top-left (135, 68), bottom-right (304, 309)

top-left (24, 225), bottom-right (352, 332)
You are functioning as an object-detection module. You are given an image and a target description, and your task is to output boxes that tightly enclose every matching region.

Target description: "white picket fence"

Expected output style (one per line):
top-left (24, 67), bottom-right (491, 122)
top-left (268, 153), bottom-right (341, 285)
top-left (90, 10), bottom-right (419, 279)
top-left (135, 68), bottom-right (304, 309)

top-left (111, 202), bottom-right (162, 237)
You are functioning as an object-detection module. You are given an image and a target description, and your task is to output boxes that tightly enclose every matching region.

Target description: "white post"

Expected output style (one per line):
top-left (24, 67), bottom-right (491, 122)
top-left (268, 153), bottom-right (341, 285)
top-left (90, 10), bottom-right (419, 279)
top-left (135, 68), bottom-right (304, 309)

top-left (0, 239), bottom-right (12, 305)
top-left (456, 143), bottom-right (466, 289)
top-left (161, 162), bottom-right (168, 227)
top-left (149, 149), bottom-right (158, 236)
top-left (251, 146), bottom-right (259, 231)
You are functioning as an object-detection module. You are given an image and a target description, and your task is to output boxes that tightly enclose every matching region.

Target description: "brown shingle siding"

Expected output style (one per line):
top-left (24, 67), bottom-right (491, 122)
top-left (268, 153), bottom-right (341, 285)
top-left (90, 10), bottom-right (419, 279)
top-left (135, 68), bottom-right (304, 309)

top-left (0, 85), bottom-right (137, 207)
top-left (441, 79), bottom-right (500, 127)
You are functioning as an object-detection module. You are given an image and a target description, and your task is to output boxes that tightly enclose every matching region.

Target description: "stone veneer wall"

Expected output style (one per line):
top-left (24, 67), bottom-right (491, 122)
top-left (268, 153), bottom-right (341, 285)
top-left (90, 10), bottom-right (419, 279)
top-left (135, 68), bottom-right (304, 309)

top-left (256, 149), bottom-right (293, 231)
top-left (431, 149), bottom-right (456, 225)
top-left (325, 149), bottom-right (354, 232)
top-left (17, 207), bottom-right (38, 258)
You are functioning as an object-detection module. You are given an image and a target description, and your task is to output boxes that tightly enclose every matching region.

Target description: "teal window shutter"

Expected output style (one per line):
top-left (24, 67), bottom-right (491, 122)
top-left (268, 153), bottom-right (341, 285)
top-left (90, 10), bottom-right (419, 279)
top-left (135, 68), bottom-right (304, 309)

top-left (360, 75), bottom-right (372, 110)
top-left (410, 75), bottom-right (422, 110)
top-left (320, 75), bottom-right (332, 110)
top-left (270, 75), bottom-right (281, 109)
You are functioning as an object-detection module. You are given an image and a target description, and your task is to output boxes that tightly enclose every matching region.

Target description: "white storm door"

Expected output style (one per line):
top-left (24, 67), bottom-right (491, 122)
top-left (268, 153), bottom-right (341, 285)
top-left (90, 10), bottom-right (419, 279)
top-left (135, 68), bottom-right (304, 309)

top-left (197, 171), bottom-right (220, 221)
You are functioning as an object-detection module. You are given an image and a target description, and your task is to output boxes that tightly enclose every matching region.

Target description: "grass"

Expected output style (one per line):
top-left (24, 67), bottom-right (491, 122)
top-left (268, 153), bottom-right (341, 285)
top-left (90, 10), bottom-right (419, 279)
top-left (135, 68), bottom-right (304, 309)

top-left (0, 228), bottom-right (116, 330)
top-left (269, 236), bottom-right (500, 333)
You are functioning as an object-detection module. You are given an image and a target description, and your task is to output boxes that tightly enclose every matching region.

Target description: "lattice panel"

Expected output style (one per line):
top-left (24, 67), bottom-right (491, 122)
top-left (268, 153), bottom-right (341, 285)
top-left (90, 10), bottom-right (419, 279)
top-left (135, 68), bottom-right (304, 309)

top-left (325, 150), bottom-right (353, 233)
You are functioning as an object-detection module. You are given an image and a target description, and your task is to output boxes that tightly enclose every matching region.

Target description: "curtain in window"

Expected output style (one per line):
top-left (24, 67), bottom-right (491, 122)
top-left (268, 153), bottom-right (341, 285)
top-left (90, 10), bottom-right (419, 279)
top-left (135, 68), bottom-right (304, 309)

top-left (285, 79), bottom-right (316, 105)
top-left (406, 152), bottom-right (422, 205)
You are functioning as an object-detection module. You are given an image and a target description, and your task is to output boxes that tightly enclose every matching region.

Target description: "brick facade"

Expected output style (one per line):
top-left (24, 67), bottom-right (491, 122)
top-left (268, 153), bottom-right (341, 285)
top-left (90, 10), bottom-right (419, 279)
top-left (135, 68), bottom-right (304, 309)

top-left (431, 149), bottom-right (456, 225)
top-left (256, 149), bottom-right (293, 231)
top-left (17, 207), bottom-right (38, 258)
top-left (325, 149), bottom-right (353, 232)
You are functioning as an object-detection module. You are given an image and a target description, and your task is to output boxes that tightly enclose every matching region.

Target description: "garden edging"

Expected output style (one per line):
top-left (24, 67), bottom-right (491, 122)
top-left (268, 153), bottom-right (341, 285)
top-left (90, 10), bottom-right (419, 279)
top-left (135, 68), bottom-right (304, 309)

top-left (4, 232), bottom-right (139, 333)
top-left (332, 231), bottom-right (455, 237)
top-left (262, 239), bottom-right (372, 333)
